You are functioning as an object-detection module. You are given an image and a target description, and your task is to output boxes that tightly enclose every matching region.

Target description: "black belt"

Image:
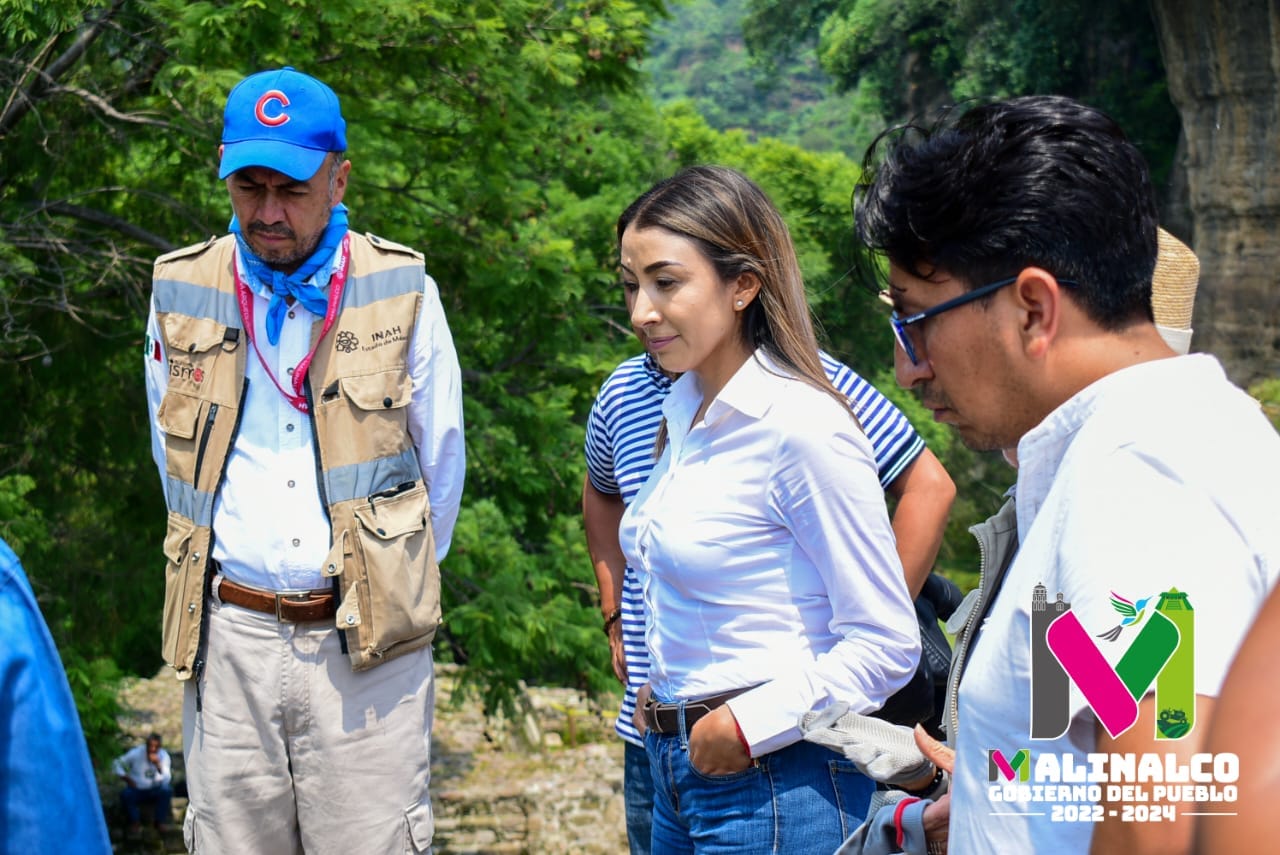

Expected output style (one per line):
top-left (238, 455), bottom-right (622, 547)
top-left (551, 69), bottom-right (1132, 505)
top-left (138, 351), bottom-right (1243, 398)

top-left (642, 688), bottom-right (752, 736)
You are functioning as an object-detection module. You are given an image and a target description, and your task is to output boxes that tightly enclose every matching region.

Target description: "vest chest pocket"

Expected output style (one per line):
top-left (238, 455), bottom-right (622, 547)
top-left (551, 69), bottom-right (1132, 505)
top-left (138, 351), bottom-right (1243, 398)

top-left (324, 368), bottom-right (414, 458)
top-left (348, 483), bottom-right (439, 662)
top-left (160, 314), bottom-right (238, 399)
top-left (341, 368), bottom-right (412, 409)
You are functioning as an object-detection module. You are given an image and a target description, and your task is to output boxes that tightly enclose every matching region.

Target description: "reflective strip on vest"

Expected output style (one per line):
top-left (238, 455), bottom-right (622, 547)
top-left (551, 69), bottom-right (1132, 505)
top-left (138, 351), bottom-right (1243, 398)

top-left (164, 476), bottom-right (218, 528)
top-left (325, 447), bottom-right (421, 505)
top-left (153, 279), bottom-right (241, 328)
top-left (165, 434), bottom-right (420, 513)
top-left (156, 262), bottom-right (422, 324)
top-left (343, 266), bottom-right (427, 308)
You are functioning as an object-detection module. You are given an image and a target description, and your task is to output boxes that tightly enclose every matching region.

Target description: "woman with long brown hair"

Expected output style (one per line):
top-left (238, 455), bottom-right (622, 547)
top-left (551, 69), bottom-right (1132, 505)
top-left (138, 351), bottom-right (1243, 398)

top-left (618, 165), bottom-right (920, 853)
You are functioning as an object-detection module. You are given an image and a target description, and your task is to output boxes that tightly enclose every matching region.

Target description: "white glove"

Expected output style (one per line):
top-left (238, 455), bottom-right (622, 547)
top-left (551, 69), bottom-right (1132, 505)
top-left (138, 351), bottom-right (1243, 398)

top-left (800, 703), bottom-right (935, 786)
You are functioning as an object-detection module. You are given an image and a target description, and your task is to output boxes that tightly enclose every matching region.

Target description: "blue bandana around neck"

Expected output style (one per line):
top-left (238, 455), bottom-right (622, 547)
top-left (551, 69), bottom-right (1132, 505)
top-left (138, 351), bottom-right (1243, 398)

top-left (231, 204), bottom-right (349, 346)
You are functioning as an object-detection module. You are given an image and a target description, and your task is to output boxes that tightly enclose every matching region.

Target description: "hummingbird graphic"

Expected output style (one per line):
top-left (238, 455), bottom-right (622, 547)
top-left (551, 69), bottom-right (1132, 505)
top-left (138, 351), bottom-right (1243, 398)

top-left (1096, 592), bottom-right (1155, 642)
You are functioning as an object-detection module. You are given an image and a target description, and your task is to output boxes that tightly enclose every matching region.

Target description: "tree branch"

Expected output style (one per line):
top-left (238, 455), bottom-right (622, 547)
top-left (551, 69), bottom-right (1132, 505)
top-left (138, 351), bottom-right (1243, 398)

top-left (0, 0), bottom-right (128, 138)
top-left (45, 83), bottom-right (170, 128)
top-left (42, 201), bottom-right (176, 252)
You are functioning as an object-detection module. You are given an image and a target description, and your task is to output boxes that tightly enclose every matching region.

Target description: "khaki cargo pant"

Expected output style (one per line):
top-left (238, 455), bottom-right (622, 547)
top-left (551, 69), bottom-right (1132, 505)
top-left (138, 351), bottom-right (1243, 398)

top-left (181, 595), bottom-right (435, 854)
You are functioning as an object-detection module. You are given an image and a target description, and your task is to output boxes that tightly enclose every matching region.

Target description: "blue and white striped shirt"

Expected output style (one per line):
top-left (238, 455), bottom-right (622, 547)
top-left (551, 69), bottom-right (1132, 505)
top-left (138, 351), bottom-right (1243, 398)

top-left (584, 351), bottom-right (925, 746)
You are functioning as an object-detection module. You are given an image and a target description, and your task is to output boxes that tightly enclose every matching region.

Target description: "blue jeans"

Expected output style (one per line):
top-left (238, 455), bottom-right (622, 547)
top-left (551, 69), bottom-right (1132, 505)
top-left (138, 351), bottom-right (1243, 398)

top-left (625, 741), bottom-right (655, 854)
top-left (121, 785), bottom-right (173, 826)
top-left (646, 725), bottom-right (873, 854)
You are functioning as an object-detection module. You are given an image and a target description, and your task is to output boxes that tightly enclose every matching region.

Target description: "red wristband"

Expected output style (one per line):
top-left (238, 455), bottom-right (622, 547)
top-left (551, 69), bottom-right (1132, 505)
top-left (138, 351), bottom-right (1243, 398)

top-left (893, 797), bottom-right (922, 848)
top-left (733, 718), bottom-right (752, 759)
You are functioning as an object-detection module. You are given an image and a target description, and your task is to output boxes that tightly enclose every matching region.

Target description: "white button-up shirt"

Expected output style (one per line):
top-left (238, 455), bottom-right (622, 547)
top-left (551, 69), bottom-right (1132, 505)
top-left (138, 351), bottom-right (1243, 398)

top-left (619, 351), bottom-right (919, 755)
top-left (145, 241), bottom-right (465, 592)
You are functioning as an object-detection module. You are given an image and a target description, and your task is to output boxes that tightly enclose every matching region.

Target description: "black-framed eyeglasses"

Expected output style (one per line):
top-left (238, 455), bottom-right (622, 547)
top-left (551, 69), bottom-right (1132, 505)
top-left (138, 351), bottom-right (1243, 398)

top-left (886, 275), bottom-right (1076, 365)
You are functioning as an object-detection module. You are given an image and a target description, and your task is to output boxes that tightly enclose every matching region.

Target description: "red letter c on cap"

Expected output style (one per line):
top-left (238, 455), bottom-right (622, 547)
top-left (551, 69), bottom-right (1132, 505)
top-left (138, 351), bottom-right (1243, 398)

top-left (255, 90), bottom-right (291, 127)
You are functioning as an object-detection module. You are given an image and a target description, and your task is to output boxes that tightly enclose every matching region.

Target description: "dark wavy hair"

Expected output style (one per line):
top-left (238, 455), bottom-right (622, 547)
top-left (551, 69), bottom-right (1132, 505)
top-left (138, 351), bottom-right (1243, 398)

top-left (854, 95), bottom-right (1158, 329)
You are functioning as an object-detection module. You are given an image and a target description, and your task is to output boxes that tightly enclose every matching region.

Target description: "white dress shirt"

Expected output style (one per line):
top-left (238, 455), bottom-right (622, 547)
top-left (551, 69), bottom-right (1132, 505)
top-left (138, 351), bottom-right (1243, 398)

top-left (145, 240), bottom-right (465, 592)
top-left (619, 350), bottom-right (919, 756)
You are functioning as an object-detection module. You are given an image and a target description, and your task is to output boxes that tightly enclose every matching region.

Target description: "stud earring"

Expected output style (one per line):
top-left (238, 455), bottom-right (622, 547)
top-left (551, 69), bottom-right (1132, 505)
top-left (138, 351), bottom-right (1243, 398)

top-left (736, 300), bottom-right (744, 307)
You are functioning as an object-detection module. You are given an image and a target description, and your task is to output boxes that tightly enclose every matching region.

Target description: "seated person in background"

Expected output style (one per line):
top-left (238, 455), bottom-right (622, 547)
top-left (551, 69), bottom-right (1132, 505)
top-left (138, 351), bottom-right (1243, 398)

top-left (113, 732), bottom-right (173, 833)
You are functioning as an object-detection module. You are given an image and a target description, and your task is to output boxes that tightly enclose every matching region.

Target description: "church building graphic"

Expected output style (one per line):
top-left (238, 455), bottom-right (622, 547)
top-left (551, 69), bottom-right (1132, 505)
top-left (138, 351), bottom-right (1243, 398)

top-left (1031, 583), bottom-right (1072, 738)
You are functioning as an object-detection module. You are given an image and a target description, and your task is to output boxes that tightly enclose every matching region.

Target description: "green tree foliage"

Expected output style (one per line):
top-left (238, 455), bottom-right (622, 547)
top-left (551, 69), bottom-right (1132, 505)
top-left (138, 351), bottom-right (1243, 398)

top-left (748, 0), bottom-right (1180, 183)
top-left (1, 0), bottom-right (1010, 729)
top-left (645, 0), bottom-right (860, 153)
top-left (952, 0), bottom-right (1177, 187)
top-left (0, 477), bottom-right (124, 766)
top-left (735, 0), bottom-right (1185, 565)
top-left (0, 0), bottom-right (668, 719)
top-left (741, 0), bottom-right (835, 58)
top-left (0, 475), bottom-right (47, 557)
top-left (1250, 380), bottom-right (1280, 433)
top-left (61, 651), bottom-right (128, 769)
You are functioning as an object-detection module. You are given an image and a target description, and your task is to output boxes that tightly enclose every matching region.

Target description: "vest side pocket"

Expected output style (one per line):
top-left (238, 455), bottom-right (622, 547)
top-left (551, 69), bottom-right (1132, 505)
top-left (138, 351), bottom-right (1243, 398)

top-left (161, 512), bottom-right (198, 672)
top-left (349, 484), bottom-right (439, 664)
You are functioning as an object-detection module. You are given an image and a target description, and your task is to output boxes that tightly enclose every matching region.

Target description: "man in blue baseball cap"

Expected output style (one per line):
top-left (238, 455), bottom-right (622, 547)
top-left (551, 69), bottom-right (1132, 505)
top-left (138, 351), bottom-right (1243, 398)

top-left (144, 67), bottom-right (465, 853)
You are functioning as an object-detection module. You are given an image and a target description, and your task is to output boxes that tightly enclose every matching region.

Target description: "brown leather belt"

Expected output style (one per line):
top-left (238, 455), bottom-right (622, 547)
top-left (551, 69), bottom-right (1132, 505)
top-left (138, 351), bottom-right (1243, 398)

top-left (642, 688), bottom-right (752, 736)
top-left (216, 577), bottom-right (336, 623)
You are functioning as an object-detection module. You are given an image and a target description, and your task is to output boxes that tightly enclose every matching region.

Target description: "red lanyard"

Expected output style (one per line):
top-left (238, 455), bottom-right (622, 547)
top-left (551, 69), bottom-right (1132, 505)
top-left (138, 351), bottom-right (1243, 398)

top-left (233, 235), bottom-right (351, 414)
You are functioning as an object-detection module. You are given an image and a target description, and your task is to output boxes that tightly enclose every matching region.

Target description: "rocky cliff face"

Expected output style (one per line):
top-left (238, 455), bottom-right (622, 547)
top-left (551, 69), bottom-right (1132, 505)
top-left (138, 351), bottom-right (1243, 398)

top-left (1152, 1), bottom-right (1280, 384)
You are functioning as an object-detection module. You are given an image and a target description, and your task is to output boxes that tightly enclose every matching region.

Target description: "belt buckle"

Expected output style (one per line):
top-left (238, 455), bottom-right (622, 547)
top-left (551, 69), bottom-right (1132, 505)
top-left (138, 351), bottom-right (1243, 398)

top-left (274, 591), bottom-right (311, 621)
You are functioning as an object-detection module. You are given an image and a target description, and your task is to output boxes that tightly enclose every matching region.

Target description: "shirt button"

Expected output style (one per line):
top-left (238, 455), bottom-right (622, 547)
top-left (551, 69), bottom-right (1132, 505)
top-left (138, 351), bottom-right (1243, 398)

top-left (287, 480), bottom-right (296, 488)
top-left (286, 423), bottom-right (295, 432)
top-left (288, 310), bottom-right (296, 319)
top-left (287, 367), bottom-right (294, 376)
top-left (292, 538), bottom-right (301, 547)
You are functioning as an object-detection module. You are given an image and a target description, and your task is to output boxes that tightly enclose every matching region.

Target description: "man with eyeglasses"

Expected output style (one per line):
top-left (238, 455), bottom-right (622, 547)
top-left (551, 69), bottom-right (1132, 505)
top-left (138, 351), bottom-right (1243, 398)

top-left (844, 95), bottom-right (1280, 854)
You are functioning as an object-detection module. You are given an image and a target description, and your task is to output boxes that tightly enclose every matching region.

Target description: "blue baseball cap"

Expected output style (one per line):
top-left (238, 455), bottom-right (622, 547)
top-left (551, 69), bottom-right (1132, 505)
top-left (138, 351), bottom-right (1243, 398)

top-left (219, 67), bottom-right (347, 181)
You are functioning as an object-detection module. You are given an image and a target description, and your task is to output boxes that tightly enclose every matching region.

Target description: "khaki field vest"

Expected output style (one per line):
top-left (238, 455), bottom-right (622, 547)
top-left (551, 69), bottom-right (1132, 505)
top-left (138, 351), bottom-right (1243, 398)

top-left (151, 232), bottom-right (441, 678)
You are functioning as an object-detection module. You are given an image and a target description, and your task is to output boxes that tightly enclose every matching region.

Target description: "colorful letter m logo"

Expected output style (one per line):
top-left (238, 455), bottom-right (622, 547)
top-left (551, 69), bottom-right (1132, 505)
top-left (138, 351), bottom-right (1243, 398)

top-left (988, 749), bottom-right (1031, 782)
top-left (1033, 588), bottom-right (1195, 741)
